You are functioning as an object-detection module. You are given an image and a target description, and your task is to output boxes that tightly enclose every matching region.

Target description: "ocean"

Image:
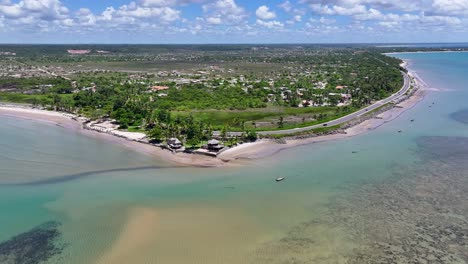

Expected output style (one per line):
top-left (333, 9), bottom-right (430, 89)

top-left (1, 52), bottom-right (468, 263)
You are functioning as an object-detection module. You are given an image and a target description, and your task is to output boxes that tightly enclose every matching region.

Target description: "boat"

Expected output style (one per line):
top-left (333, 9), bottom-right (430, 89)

top-left (276, 177), bottom-right (285, 182)
top-left (410, 119), bottom-right (415, 122)
top-left (398, 130), bottom-right (403, 133)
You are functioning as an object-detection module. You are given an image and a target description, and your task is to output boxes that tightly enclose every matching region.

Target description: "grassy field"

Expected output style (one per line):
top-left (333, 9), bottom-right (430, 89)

top-left (0, 92), bottom-right (72, 105)
top-left (27, 60), bottom-right (286, 77)
top-left (127, 126), bottom-right (147, 133)
top-left (172, 106), bottom-right (356, 131)
top-left (0, 92), bottom-right (353, 133)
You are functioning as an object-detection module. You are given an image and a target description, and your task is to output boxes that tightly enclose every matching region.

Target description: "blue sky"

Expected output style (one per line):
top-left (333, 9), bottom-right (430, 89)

top-left (0, 0), bottom-right (467, 43)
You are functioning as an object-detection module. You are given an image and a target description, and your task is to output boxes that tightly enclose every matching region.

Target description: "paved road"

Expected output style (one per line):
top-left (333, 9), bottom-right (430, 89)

top-left (214, 71), bottom-right (411, 136)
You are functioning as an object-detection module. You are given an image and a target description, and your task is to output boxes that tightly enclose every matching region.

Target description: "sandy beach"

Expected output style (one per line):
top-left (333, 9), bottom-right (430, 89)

top-left (219, 62), bottom-right (427, 161)
top-left (0, 105), bottom-right (227, 167)
top-left (218, 89), bottom-right (425, 161)
top-left (0, 60), bottom-right (427, 166)
top-left (0, 105), bottom-right (82, 129)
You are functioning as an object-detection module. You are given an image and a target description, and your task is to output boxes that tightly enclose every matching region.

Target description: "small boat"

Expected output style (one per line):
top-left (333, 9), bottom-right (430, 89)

top-left (276, 177), bottom-right (285, 182)
top-left (398, 130), bottom-right (403, 133)
top-left (352, 151), bottom-right (358, 154)
top-left (410, 119), bottom-right (415, 122)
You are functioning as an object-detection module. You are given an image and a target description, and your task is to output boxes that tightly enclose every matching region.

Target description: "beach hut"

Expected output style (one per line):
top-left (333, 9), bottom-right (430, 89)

top-left (207, 139), bottom-right (224, 152)
top-left (167, 138), bottom-right (183, 149)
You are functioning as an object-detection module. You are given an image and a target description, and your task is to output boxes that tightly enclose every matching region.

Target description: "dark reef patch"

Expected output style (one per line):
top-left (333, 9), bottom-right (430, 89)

top-left (416, 136), bottom-right (468, 163)
top-left (450, 109), bottom-right (468, 125)
top-left (251, 136), bottom-right (468, 263)
top-left (333, 136), bottom-right (468, 263)
top-left (0, 221), bottom-right (66, 264)
top-left (331, 162), bottom-right (468, 263)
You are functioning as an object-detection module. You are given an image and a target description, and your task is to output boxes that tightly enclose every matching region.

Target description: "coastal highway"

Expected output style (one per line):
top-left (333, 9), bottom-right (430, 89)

top-left (216, 71), bottom-right (411, 137)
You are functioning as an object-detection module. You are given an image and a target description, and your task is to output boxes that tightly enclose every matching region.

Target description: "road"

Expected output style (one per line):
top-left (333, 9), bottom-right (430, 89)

top-left (16, 60), bottom-right (71, 81)
top-left (215, 71), bottom-right (411, 137)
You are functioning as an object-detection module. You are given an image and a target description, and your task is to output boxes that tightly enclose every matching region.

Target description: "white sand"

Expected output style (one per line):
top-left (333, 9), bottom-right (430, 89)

top-left (97, 208), bottom-right (160, 264)
top-left (0, 60), bottom-right (427, 165)
top-left (96, 206), bottom-right (265, 264)
top-left (0, 106), bottom-right (227, 167)
top-left (220, 64), bottom-right (427, 161)
top-left (108, 130), bottom-right (146, 141)
top-left (0, 105), bottom-right (81, 129)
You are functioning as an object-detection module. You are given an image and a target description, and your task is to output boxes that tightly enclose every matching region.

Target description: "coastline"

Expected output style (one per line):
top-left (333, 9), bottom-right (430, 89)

top-left (219, 87), bottom-right (425, 161)
top-left (0, 105), bottom-right (228, 167)
top-left (218, 60), bottom-right (427, 161)
top-left (384, 50), bottom-right (468, 55)
top-left (0, 59), bottom-right (427, 166)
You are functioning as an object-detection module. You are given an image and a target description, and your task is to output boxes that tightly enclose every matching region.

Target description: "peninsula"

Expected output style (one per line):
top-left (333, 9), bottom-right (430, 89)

top-left (0, 45), bottom-right (430, 165)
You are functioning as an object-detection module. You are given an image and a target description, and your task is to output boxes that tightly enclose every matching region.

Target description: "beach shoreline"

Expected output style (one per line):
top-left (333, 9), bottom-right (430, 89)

top-left (0, 59), bottom-right (427, 166)
top-left (384, 50), bottom-right (468, 55)
top-left (219, 60), bottom-right (427, 161)
top-left (0, 105), bottom-right (229, 167)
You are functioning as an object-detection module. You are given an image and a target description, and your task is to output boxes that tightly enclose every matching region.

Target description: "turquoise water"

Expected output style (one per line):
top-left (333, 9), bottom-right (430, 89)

top-left (1, 52), bottom-right (468, 263)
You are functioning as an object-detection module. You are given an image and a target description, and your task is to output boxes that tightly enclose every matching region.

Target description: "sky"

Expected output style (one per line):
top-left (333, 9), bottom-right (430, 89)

top-left (0, 0), bottom-right (467, 44)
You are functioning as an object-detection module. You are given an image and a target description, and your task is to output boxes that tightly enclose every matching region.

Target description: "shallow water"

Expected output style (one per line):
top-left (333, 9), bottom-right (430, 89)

top-left (1, 52), bottom-right (468, 263)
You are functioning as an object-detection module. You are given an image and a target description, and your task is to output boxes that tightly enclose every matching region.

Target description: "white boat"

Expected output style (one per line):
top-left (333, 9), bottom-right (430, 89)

top-left (276, 177), bottom-right (285, 182)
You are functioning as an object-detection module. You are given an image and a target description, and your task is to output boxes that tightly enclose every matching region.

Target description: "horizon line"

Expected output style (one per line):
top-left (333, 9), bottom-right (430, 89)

top-left (0, 42), bottom-right (468, 46)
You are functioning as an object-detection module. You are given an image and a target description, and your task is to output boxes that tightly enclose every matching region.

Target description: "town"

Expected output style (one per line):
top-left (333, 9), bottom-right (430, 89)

top-left (0, 44), bottom-right (405, 153)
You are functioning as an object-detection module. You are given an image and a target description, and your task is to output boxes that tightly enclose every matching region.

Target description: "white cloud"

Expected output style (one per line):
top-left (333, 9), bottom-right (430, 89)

top-left (256, 19), bottom-right (284, 29)
top-left (319, 16), bottom-right (336, 24)
top-left (206, 16), bottom-right (222, 24)
top-left (305, 0), bottom-right (468, 19)
top-left (279, 0), bottom-right (293, 12)
top-left (256, 5), bottom-right (276, 20)
top-left (113, 3), bottom-right (180, 22)
top-left (0, 3), bottom-right (22, 18)
top-left (140, 0), bottom-right (178, 7)
top-left (420, 14), bottom-right (462, 25)
top-left (352, 8), bottom-right (383, 20)
top-left (0, 0), bottom-right (69, 20)
top-left (430, 0), bottom-right (468, 15)
top-left (139, 0), bottom-right (205, 7)
top-left (286, 15), bottom-right (302, 25)
top-left (310, 4), bottom-right (368, 16)
top-left (302, 0), bottom-right (430, 12)
top-left (202, 0), bottom-right (247, 25)
top-left (0, 0), bottom-right (467, 43)
top-left (75, 8), bottom-right (96, 26)
top-left (378, 21), bottom-right (399, 28)
top-left (68, 2), bottom-right (181, 31)
top-left (302, 0), bottom-right (468, 36)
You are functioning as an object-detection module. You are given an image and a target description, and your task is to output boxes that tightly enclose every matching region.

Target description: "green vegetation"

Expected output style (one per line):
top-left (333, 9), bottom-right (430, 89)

top-left (0, 92), bottom-right (72, 108)
top-left (0, 44), bottom-right (405, 143)
top-left (263, 125), bottom-right (343, 139)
